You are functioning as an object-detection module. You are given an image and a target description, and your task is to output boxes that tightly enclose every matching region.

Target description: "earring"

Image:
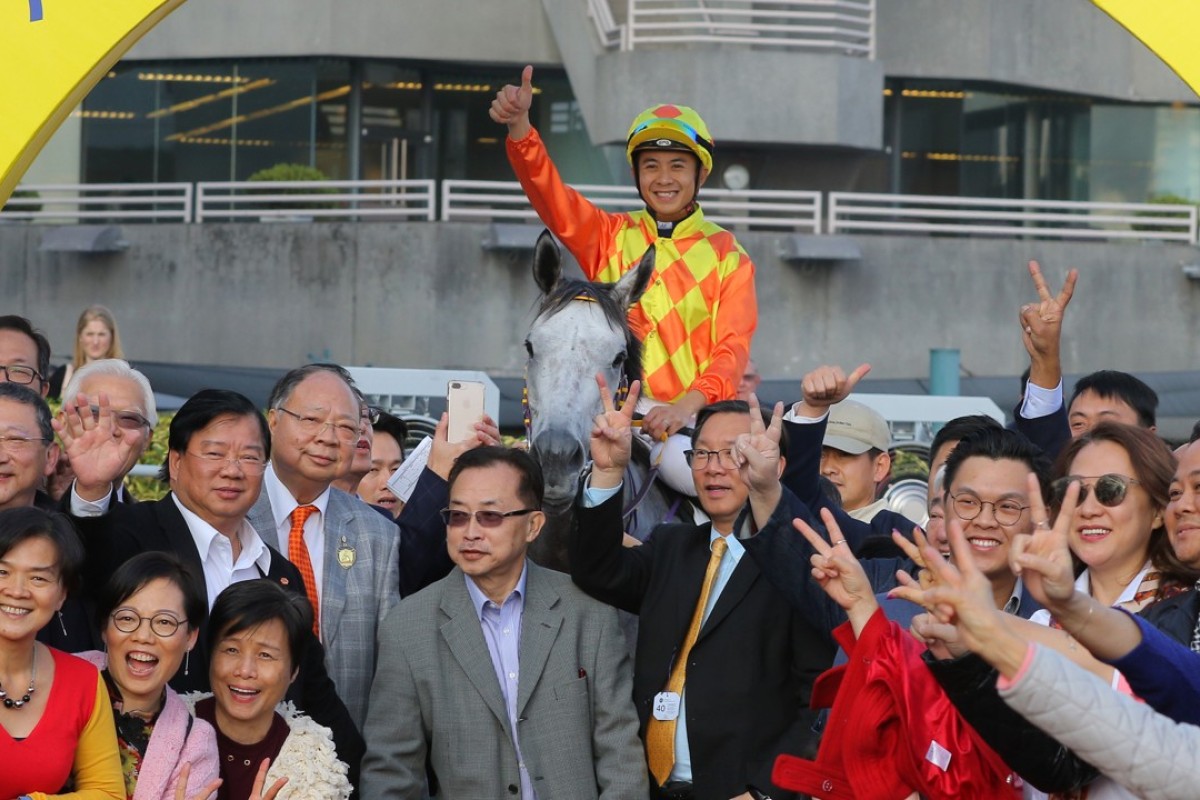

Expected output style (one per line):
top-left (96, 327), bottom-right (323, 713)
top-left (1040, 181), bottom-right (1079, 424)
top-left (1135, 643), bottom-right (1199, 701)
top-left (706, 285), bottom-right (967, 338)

top-left (184, 649), bottom-right (191, 677)
top-left (58, 611), bottom-right (68, 637)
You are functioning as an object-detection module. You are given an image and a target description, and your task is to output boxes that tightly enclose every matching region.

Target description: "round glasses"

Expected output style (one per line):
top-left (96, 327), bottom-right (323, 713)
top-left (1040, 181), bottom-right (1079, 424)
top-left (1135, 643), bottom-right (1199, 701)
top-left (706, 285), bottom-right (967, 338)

top-left (950, 492), bottom-right (1030, 527)
top-left (1052, 474), bottom-right (1139, 508)
top-left (110, 609), bottom-right (186, 637)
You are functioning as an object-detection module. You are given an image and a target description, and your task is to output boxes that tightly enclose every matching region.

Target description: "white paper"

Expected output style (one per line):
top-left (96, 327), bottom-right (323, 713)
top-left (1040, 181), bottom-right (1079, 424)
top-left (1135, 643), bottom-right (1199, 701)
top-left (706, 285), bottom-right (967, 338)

top-left (925, 739), bottom-right (952, 772)
top-left (386, 436), bottom-right (432, 503)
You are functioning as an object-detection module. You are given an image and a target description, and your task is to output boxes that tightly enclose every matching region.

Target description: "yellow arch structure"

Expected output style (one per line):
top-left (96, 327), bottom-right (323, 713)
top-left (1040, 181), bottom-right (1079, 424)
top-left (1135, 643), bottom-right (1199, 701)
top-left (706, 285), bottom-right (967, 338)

top-left (0, 0), bottom-right (188, 203)
top-left (1092, 0), bottom-right (1200, 96)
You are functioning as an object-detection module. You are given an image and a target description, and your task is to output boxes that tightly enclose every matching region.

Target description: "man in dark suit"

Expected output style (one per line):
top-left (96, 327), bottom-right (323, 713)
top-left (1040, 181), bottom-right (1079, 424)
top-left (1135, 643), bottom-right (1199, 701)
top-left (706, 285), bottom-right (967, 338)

top-left (58, 388), bottom-right (365, 785)
top-left (362, 447), bottom-right (647, 800)
top-left (571, 379), bottom-right (833, 800)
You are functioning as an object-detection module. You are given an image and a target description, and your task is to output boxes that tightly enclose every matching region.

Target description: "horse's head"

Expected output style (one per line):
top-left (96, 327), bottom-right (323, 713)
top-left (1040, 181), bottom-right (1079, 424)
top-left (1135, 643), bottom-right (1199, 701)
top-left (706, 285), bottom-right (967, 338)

top-left (524, 231), bottom-right (654, 508)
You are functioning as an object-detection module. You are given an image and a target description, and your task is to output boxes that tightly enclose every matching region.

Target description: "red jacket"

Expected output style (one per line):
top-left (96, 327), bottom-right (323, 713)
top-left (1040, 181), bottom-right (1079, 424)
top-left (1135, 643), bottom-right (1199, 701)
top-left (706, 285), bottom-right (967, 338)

top-left (773, 609), bottom-right (1022, 800)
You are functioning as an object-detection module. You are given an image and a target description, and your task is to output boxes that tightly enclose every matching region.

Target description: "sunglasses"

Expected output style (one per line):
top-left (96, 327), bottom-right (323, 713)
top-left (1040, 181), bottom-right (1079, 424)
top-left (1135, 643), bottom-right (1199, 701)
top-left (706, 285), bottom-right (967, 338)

top-left (439, 508), bottom-right (538, 528)
top-left (1051, 474), bottom-right (1140, 508)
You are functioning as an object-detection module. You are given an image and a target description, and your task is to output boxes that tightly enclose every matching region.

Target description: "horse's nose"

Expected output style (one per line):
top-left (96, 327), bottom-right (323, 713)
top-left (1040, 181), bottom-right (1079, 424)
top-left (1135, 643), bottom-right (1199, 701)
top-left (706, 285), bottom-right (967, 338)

top-left (532, 430), bottom-right (586, 499)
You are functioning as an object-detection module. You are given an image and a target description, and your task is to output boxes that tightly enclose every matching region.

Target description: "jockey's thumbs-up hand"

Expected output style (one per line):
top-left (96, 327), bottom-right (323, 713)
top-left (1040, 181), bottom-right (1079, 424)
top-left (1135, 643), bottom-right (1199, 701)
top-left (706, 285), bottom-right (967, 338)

top-left (489, 65), bottom-right (534, 141)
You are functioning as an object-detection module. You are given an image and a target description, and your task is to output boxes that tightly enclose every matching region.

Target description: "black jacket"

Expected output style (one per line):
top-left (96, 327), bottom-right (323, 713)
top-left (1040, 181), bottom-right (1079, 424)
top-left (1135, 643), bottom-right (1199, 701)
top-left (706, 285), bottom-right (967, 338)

top-left (571, 488), bottom-right (832, 800)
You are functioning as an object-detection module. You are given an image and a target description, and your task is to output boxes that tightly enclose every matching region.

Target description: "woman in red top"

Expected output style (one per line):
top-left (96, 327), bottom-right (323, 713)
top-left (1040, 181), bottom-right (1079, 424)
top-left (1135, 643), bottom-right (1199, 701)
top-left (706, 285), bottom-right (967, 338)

top-left (0, 507), bottom-right (123, 800)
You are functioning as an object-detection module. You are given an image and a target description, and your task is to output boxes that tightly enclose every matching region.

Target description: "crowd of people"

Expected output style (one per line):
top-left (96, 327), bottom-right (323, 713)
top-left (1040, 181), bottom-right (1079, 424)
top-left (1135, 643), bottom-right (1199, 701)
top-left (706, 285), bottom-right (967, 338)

top-left (2, 64), bottom-right (1198, 800)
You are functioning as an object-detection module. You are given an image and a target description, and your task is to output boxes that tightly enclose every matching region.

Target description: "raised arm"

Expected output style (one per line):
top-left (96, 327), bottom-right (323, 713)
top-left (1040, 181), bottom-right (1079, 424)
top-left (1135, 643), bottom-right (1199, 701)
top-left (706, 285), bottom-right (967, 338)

top-left (492, 65), bottom-right (623, 276)
top-left (1014, 261), bottom-right (1076, 460)
top-left (781, 363), bottom-right (870, 509)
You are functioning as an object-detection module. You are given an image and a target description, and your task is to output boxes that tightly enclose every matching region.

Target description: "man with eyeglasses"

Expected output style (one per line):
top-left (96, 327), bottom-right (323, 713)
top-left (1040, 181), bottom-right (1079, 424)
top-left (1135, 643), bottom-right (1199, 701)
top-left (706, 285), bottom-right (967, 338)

top-left (59, 387), bottom-right (366, 787)
top-left (571, 383), bottom-right (832, 800)
top-left (58, 358), bottom-right (157, 505)
top-left (361, 446), bottom-right (647, 800)
top-left (0, 315), bottom-right (52, 398)
top-left (249, 363), bottom-right (500, 731)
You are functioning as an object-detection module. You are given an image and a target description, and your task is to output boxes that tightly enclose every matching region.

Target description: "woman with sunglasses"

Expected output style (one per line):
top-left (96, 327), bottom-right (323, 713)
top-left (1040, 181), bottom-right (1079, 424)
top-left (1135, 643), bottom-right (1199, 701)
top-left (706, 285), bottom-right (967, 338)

top-left (75, 552), bottom-right (219, 800)
top-left (0, 507), bottom-right (123, 800)
top-left (1033, 422), bottom-right (1194, 630)
top-left (187, 580), bottom-right (351, 800)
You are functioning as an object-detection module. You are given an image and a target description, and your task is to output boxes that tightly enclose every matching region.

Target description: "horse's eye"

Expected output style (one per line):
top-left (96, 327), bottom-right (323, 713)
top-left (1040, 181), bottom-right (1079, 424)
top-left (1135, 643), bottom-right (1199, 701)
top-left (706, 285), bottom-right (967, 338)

top-left (611, 352), bottom-right (626, 369)
top-left (524, 339), bottom-right (534, 359)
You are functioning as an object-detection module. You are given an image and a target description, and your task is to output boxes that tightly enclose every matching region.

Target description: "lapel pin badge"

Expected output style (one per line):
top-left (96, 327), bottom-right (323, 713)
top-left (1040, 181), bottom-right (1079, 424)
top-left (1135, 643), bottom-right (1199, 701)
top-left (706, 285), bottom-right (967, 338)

top-left (338, 536), bottom-right (356, 569)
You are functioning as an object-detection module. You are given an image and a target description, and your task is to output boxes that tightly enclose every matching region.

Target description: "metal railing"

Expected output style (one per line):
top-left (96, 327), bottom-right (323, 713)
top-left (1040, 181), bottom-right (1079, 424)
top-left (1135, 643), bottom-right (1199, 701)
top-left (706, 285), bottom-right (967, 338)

top-left (623, 0), bottom-right (874, 55)
top-left (8, 179), bottom-right (1200, 244)
top-left (588, 0), bottom-right (624, 48)
top-left (442, 179), bottom-right (822, 231)
top-left (0, 183), bottom-right (192, 223)
top-left (194, 179), bottom-right (436, 222)
top-left (827, 192), bottom-right (1199, 243)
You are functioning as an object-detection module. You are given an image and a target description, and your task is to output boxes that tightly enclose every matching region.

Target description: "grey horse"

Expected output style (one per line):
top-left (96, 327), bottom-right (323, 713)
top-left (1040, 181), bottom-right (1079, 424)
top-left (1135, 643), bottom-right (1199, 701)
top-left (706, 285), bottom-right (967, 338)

top-left (524, 231), bottom-right (690, 571)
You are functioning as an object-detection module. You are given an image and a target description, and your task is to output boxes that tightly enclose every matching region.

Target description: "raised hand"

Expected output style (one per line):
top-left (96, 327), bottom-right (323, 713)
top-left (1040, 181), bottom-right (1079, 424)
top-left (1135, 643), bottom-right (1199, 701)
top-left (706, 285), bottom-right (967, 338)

top-left (52, 392), bottom-right (137, 500)
top-left (890, 526), bottom-right (939, 590)
top-left (798, 363), bottom-right (871, 416)
top-left (427, 412), bottom-right (502, 480)
top-left (488, 64), bottom-right (534, 139)
top-left (173, 761), bottom-right (222, 800)
top-left (1009, 472), bottom-right (1079, 610)
top-left (889, 519), bottom-right (1010, 657)
top-left (733, 393), bottom-right (783, 495)
top-left (1019, 260), bottom-right (1077, 389)
top-left (249, 759), bottom-right (288, 800)
top-left (589, 374), bottom-right (640, 485)
top-left (909, 610), bottom-right (969, 660)
top-left (793, 508), bottom-right (878, 632)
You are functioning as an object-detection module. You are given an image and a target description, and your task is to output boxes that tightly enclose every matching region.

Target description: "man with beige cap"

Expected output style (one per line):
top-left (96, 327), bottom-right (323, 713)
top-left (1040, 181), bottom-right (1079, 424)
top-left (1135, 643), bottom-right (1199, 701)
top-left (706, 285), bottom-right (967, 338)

top-left (779, 364), bottom-right (919, 549)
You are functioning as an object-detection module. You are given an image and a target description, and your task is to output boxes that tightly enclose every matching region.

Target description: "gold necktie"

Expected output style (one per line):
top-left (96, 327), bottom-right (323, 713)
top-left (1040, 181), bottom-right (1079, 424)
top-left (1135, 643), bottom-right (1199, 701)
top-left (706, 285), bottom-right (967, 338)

top-left (645, 536), bottom-right (728, 786)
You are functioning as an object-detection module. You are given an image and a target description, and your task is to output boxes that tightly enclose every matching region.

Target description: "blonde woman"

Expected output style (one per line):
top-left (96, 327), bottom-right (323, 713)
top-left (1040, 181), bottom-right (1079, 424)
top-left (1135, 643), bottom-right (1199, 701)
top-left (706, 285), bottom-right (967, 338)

top-left (53, 306), bottom-right (124, 397)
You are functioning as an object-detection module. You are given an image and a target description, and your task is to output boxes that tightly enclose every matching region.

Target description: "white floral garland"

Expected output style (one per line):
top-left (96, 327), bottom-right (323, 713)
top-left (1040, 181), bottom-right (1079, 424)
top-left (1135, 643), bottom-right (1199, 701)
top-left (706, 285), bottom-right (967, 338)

top-left (182, 694), bottom-right (352, 800)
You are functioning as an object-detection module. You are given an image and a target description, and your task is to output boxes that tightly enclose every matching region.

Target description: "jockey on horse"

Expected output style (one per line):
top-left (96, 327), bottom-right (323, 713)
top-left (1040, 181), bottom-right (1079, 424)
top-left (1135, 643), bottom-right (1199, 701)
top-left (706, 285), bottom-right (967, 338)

top-left (491, 65), bottom-right (758, 496)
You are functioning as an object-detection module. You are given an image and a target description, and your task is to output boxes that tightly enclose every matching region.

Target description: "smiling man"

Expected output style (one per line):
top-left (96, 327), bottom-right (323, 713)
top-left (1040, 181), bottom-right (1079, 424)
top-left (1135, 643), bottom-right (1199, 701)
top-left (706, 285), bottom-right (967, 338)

top-left (492, 66), bottom-right (757, 496)
top-left (572, 384), bottom-right (832, 800)
top-left (361, 447), bottom-right (647, 800)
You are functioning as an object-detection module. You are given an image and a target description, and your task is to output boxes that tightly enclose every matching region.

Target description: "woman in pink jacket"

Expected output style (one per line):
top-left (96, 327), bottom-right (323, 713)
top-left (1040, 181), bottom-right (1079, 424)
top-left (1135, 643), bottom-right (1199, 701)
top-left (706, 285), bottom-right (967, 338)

top-left (80, 552), bottom-right (219, 800)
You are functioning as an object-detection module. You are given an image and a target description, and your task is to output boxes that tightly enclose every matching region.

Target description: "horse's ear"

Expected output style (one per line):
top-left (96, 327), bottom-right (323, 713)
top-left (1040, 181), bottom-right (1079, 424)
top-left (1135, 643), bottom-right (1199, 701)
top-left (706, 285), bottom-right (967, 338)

top-left (532, 230), bottom-right (561, 295)
top-left (611, 245), bottom-right (655, 309)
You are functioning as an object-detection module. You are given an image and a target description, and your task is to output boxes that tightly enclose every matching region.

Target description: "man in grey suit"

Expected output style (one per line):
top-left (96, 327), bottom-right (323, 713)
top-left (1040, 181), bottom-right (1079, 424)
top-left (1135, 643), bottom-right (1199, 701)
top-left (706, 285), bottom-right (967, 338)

top-left (248, 363), bottom-right (402, 730)
top-left (360, 447), bottom-right (647, 800)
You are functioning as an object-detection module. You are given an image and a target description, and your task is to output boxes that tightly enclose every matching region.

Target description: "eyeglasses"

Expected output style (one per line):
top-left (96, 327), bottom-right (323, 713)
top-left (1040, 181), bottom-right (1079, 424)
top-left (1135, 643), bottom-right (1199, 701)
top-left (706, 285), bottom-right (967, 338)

top-left (87, 404), bottom-right (151, 431)
top-left (1052, 474), bottom-right (1140, 508)
top-left (0, 434), bottom-right (48, 453)
top-left (275, 406), bottom-right (360, 442)
top-left (185, 450), bottom-right (268, 474)
top-left (362, 406), bottom-right (382, 426)
top-left (950, 492), bottom-right (1030, 527)
top-left (439, 508), bottom-right (538, 528)
top-left (110, 609), bottom-right (186, 637)
top-left (684, 448), bottom-right (737, 470)
top-left (0, 365), bottom-right (41, 386)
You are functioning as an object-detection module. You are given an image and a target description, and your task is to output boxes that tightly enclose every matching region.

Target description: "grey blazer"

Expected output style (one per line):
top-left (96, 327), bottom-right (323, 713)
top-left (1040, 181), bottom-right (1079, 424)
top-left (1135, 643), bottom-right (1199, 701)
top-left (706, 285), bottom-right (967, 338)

top-left (249, 486), bottom-right (401, 730)
top-left (359, 562), bottom-right (648, 800)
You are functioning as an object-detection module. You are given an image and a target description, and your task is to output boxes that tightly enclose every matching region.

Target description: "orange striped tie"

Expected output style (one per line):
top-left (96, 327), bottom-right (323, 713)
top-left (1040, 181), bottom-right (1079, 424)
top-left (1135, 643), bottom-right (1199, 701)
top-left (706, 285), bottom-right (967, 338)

top-left (645, 537), bottom-right (728, 786)
top-left (288, 505), bottom-right (320, 637)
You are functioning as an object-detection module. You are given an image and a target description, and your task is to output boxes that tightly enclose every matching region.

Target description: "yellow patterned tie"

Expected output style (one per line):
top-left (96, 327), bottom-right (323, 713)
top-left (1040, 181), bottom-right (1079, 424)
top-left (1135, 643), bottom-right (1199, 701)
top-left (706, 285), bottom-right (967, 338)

top-left (646, 537), bottom-right (728, 786)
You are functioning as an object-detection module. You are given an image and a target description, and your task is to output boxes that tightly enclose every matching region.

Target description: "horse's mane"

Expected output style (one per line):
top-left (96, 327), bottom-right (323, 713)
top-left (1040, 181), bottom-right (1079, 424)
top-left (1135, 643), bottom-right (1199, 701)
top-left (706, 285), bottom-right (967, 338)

top-left (535, 278), bottom-right (643, 393)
